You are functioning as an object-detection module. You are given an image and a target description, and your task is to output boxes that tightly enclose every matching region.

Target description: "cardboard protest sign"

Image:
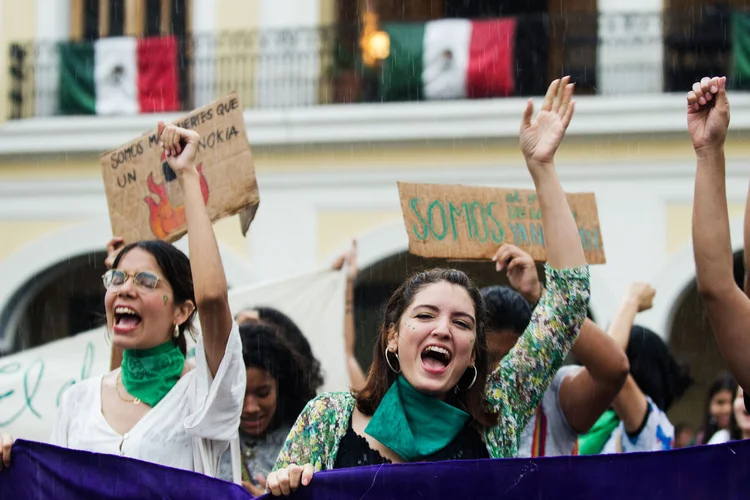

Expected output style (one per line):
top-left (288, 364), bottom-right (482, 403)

top-left (398, 182), bottom-right (606, 264)
top-left (100, 92), bottom-right (259, 244)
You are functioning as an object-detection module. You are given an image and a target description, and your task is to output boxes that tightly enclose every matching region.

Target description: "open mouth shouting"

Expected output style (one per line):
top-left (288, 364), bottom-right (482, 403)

top-left (420, 344), bottom-right (452, 375)
top-left (113, 305), bottom-right (142, 334)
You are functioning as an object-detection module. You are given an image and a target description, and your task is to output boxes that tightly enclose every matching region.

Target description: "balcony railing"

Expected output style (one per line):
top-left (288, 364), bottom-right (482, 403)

top-left (5, 10), bottom-right (734, 120)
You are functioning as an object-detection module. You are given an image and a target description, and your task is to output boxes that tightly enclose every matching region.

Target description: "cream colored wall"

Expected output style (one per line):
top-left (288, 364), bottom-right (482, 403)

top-left (316, 210), bottom-right (402, 260)
top-left (0, 0), bottom-right (37, 123)
top-left (0, 220), bottom-right (79, 261)
top-left (0, 216), bottom-right (250, 265)
top-left (0, 156), bottom-right (101, 179)
top-left (212, 214), bottom-right (251, 260)
top-left (8, 135), bottom-right (750, 179)
top-left (666, 203), bottom-right (746, 255)
top-left (320, 0), bottom-right (336, 25)
top-left (215, 0), bottom-right (261, 108)
top-left (216, 0), bottom-right (260, 31)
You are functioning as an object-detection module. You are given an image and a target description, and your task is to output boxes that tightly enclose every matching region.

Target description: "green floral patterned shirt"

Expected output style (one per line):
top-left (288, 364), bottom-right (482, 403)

top-left (274, 264), bottom-right (590, 471)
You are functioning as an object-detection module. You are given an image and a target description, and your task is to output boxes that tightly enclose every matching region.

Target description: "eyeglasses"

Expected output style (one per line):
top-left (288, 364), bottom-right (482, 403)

top-left (102, 269), bottom-right (160, 291)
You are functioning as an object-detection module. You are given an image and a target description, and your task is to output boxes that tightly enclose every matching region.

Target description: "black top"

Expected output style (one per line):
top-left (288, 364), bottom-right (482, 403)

top-left (333, 415), bottom-right (490, 469)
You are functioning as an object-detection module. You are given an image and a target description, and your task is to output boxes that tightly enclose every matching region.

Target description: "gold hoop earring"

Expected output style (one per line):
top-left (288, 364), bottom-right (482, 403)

top-left (173, 324), bottom-right (180, 338)
top-left (385, 348), bottom-right (401, 374)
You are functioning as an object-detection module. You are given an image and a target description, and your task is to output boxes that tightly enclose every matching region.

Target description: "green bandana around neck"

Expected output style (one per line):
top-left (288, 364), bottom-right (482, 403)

top-left (577, 409), bottom-right (620, 455)
top-left (364, 375), bottom-right (470, 461)
top-left (121, 341), bottom-right (185, 407)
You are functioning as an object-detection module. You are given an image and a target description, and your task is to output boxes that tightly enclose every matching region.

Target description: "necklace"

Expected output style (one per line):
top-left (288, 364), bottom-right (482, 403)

top-left (116, 372), bottom-right (141, 405)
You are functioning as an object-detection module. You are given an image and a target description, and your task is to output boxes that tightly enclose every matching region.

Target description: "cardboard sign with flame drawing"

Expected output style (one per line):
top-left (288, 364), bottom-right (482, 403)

top-left (100, 92), bottom-right (259, 244)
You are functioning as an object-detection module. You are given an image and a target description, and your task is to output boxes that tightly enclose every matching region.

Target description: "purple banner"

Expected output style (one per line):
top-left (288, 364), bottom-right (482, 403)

top-left (2, 439), bottom-right (750, 499)
top-left (0, 440), bottom-right (250, 499)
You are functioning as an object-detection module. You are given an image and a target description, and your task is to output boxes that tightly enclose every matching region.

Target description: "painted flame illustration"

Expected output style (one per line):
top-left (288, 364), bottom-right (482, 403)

top-left (144, 160), bottom-right (209, 239)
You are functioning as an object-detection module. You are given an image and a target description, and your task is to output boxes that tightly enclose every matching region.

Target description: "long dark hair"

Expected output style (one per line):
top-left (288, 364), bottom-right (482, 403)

top-left (697, 372), bottom-right (738, 445)
top-left (354, 268), bottom-right (498, 428)
top-left (239, 322), bottom-right (318, 430)
top-left (112, 240), bottom-right (196, 355)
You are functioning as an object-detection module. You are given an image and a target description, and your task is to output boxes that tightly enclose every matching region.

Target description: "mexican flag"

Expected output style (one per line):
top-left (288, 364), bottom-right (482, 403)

top-left (380, 18), bottom-right (517, 102)
top-left (58, 36), bottom-right (180, 115)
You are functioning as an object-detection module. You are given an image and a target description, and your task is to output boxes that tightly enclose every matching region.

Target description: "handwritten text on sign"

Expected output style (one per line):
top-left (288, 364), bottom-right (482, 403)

top-left (100, 92), bottom-right (260, 245)
top-left (0, 329), bottom-right (110, 443)
top-left (398, 182), bottom-right (606, 264)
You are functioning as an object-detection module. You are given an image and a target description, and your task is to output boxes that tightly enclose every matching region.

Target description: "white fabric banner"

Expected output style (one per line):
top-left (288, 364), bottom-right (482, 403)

top-left (0, 268), bottom-right (347, 443)
top-left (94, 37), bottom-right (139, 115)
top-left (0, 329), bottom-right (110, 443)
top-left (226, 268), bottom-right (348, 394)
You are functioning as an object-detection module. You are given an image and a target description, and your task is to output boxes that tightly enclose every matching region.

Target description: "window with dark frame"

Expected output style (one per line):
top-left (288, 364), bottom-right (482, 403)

top-left (72, 0), bottom-right (188, 40)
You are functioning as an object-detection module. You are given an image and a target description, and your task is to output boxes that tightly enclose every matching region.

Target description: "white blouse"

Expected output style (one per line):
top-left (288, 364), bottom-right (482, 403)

top-left (50, 322), bottom-right (245, 481)
top-left (707, 429), bottom-right (731, 445)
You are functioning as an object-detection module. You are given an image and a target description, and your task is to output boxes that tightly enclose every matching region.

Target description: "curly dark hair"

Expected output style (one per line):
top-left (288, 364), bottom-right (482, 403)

top-left (354, 268), bottom-right (498, 429)
top-left (235, 306), bottom-right (325, 391)
top-left (239, 322), bottom-right (318, 430)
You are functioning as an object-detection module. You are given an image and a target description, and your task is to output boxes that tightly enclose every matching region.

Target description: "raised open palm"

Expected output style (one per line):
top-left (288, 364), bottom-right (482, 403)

top-left (687, 76), bottom-right (729, 154)
top-left (520, 77), bottom-right (575, 165)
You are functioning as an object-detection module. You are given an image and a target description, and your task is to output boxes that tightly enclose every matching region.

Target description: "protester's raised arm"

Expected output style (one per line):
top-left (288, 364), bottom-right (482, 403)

top-left (519, 77), bottom-right (586, 270)
top-left (333, 240), bottom-right (366, 391)
top-left (559, 319), bottom-right (629, 434)
top-left (496, 244), bottom-right (626, 434)
top-left (159, 122), bottom-right (233, 377)
top-left (484, 79), bottom-right (590, 431)
top-left (688, 77), bottom-right (750, 391)
top-left (605, 284), bottom-right (652, 432)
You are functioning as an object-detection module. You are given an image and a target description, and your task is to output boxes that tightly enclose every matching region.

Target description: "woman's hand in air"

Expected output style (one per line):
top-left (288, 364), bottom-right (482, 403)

top-left (157, 121), bottom-right (201, 175)
top-left (104, 236), bottom-right (125, 270)
top-left (519, 76), bottom-right (575, 171)
top-left (265, 463), bottom-right (315, 496)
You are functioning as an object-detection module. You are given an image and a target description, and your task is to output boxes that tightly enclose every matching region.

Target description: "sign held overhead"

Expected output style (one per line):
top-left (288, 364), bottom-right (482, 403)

top-left (100, 92), bottom-right (260, 244)
top-left (397, 182), bottom-right (605, 264)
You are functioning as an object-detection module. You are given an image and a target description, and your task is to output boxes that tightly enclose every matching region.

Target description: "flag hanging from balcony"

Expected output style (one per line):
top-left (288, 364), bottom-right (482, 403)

top-left (58, 36), bottom-right (180, 116)
top-left (380, 18), bottom-right (517, 102)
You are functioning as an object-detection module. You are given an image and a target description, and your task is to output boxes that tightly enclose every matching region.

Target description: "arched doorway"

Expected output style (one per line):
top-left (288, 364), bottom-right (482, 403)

top-left (0, 251), bottom-right (108, 354)
top-left (351, 250), bottom-right (596, 371)
top-left (665, 251), bottom-right (743, 432)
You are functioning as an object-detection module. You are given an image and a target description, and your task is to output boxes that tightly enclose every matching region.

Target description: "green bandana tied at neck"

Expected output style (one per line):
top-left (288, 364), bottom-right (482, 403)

top-left (365, 375), bottom-right (470, 461)
top-left (121, 341), bottom-right (185, 407)
top-left (577, 409), bottom-right (620, 455)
